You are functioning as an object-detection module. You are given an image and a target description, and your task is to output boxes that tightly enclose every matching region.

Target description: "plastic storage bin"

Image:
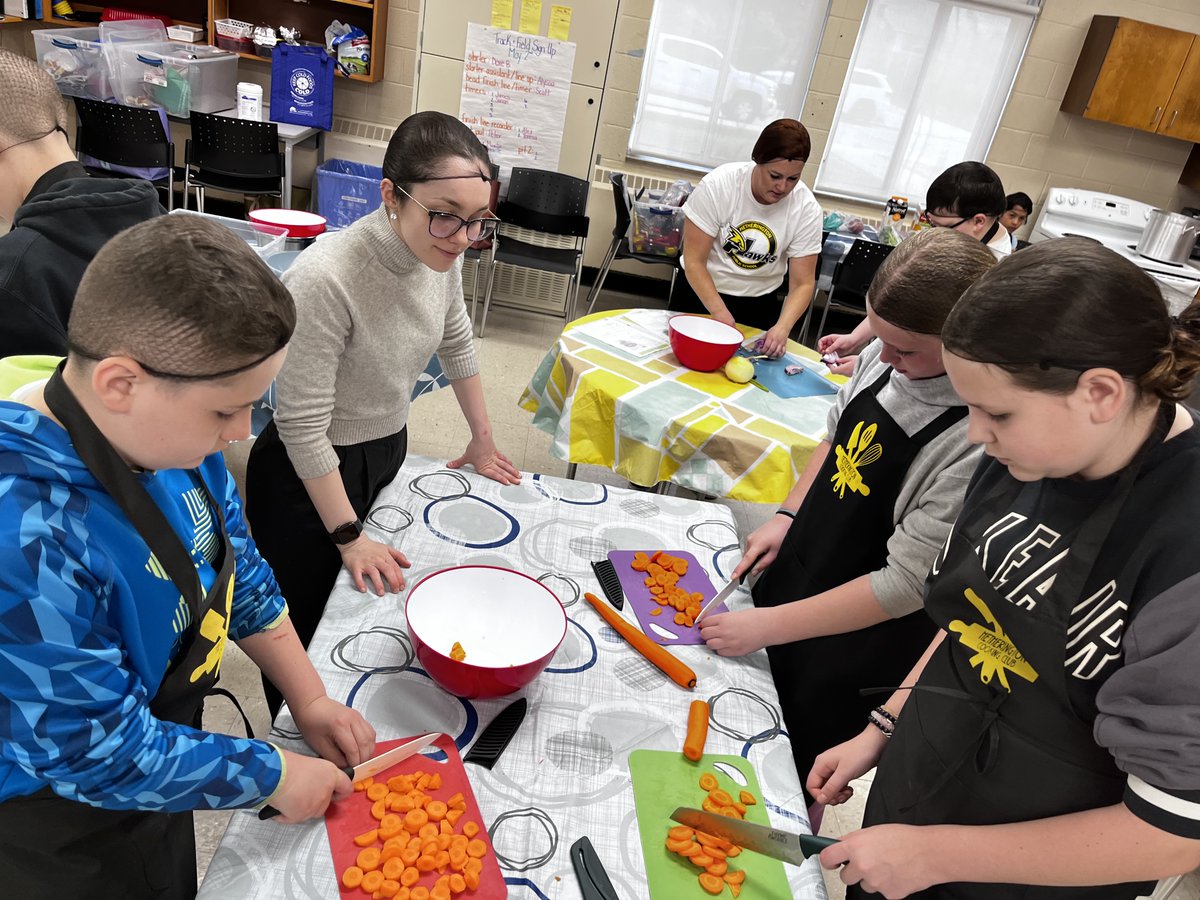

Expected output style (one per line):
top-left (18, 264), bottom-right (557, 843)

top-left (168, 209), bottom-right (288, 258)
top-left (34, 28), bottom-right (114, 100)
top-left (111, 41), bottom-right (238, 117)
top-left (315, 159), bottom-right (384, 230)
top-left (628, 201), bottom-right (684, 257)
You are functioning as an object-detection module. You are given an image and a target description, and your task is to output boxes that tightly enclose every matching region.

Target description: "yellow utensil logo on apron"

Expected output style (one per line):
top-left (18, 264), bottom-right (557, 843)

top-left (831, 420), bottom-right (884, 498)
top-left (949, 588), bottom-right (1039, 691)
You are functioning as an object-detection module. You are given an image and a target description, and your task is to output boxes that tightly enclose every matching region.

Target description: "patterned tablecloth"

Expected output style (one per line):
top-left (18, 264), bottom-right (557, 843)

top-left (198, 456), bottom-right (828, 900)
top-left (519, 309), bottom-right (840, 504)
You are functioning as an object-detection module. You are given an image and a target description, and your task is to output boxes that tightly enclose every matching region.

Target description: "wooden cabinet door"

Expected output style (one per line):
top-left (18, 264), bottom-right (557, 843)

top-left (1160, 38), bottom-right (1200, 142)
top-left (1084, 19), bottom-right (1193, 131)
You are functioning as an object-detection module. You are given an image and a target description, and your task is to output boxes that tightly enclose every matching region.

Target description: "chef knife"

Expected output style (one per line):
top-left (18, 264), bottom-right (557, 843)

top-left (669, 807), bottom-right (838, 865)
top-left (692, 573), bottom-right (744, 625)
top-left (570, 835), bottom-right (620, 900)
top-left (258, 731), bottom-right (441, 820)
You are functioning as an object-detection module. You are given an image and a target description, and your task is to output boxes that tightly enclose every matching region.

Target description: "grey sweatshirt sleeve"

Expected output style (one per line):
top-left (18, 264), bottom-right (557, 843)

top-left (435, 264), bottom-right (480, 382)
top-left (273, 268), bottom-right (352, 480)
top-left (1094, 571), bottom-right (1200, 838)
top-left (869, 442), bottom-right (980, 617)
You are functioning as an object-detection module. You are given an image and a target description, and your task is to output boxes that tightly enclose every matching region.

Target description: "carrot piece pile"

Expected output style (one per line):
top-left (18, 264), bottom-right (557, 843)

top-left (662, 773), bottom-right (756, 897)
top-left (340, 770), bottom-right (489, 898)
top-left (630, 551), bottom-right (704, 626)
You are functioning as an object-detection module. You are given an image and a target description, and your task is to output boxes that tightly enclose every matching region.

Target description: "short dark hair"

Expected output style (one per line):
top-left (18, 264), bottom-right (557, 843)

top-left (942, 237), bottom-right (1200, 403)
top-left (751, 119), bottom-right (811, 164)
top-left (382, 110), bottom-right (491, 190)
top-left (68, 215), bottom-right (295, 379)
top-left (926, 162), bottom-right (1005, 219)
top-left (1006, 191), bottom-right (1034, 215)
top-left (868, 228), bottom-right (997, 335)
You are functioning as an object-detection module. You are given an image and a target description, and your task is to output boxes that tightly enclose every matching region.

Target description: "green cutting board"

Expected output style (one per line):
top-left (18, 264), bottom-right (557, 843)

top-left (629, 749), bottom-right (792, 900)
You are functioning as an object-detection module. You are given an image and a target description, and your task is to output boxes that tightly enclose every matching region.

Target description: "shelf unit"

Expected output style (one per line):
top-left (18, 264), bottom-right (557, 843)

top-left (15, 0), bottom-right (386, 83)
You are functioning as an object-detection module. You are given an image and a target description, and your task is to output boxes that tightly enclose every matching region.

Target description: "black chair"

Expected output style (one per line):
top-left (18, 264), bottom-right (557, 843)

top-left (582, 172), bottom-right (681, 317)
top-left (479, 166), bottom-right (589, 337)
top-left (465, 164), bottom-right (501, 332)
top-left (73, 98), bottom-right (179, 210)
top-left (184, 111), bottom-right (283, 212)
top-left (811, 239), bottom-right (894, 341)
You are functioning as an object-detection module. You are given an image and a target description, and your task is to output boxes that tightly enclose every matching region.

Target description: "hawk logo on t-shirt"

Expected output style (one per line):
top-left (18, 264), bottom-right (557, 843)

top-left (831, 420), bottom-right (883, 498)
top-left (721, 220), bottom-right (778, 269)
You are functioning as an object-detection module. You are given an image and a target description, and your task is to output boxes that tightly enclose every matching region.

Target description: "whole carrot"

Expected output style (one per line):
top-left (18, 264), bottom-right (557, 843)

top-left (583, 592), bottom-right (697, 689)
top-left (682, 699), bottom-right (709, 761)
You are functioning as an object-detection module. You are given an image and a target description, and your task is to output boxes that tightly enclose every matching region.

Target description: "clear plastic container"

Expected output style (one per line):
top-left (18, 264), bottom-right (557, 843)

top-left (111, 41), bottom-right (238, 117)
top-left (168, 209), bottom-right (288, 258)
top-left (34, 27), bottom-right (112, 100)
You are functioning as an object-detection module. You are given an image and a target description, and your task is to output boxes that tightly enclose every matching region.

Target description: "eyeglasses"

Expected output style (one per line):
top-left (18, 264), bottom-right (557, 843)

top-left (924, 212), bottom-right (970, 230)
top-left (393, 184), bottom-right (500, 242)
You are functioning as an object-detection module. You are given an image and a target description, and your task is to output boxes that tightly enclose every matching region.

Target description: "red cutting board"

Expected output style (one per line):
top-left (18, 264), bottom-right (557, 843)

top-left (325, 733), bottom-right (506, 898)
top-left (608, 550), bottom-right (730, 645)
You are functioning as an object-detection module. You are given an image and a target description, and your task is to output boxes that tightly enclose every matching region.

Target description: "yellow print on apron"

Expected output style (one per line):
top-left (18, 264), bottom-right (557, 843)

top-left (948, 587), bottom-right (1039, 691)
top-left (190, 573), bottom-right (234, 683)
top-left (831, 420), bottom-right (883, 498)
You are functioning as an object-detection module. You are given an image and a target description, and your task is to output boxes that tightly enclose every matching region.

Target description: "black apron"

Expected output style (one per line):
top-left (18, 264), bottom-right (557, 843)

top-left (0, 364), bottom-right (235, 900)
top-left (752, 369), bottom-right (965, 794)
top-left (851, 405), bottom-right (1174, 900)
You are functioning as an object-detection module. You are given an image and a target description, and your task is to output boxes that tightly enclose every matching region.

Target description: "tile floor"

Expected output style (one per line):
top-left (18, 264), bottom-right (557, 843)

top-left (200, 287), bottom-right (1199, 900)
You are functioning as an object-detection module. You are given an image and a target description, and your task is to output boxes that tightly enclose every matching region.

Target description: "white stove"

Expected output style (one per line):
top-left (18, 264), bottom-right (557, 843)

top-left (1030, 188), bottom-right (1200, 313)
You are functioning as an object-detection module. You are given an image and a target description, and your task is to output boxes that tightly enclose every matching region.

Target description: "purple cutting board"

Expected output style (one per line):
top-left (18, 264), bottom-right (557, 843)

top-left (607, 550), bottom-right (729, 645)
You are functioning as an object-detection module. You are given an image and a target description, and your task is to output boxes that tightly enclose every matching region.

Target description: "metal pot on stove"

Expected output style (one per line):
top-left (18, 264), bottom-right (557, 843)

top-left (1136, 209), bottom-right (1200, 265)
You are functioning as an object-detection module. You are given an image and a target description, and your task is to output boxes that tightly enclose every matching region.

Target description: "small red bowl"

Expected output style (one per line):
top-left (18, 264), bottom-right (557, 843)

top-left (405, 565), bottom-right (567, 699)
top-left (668, 314), bottom-right (743, 371)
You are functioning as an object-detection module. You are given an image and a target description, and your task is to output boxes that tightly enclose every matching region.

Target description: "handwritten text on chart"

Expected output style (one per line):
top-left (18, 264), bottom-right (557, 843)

top-left (459, 24), bottom-right (576, 179)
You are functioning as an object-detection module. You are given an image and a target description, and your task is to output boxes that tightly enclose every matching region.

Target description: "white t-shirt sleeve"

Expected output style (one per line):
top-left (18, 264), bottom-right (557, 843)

top-left (786, 187), bottom-right (824, 259)
top-left (682, 171), bottom-right (726, 238)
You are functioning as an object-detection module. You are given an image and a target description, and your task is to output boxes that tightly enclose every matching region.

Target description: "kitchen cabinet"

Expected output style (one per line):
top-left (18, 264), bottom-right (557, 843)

top-left (1061, 16), bottom-right (1200, 141)
top-left (29, 0), bottom-right (387, 84)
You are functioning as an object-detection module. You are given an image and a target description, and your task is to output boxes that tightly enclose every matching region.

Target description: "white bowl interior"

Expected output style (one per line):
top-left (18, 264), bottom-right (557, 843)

top-left (406, 566), bottom-right (566, 668)
top-left (670, 315), bottom-right (742, 346)
top-left (250, 208), bottom-right (326, 228)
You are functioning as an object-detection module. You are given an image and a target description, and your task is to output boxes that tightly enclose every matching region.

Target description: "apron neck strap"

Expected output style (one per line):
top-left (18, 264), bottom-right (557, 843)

top-left (43, 362), bottom-right (205, 617)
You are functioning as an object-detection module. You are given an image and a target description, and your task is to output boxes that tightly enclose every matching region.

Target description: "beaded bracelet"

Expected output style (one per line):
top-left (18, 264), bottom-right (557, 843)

top-left (867, 707), bottom-right (896, 739)
top-left (872, 705), bottom-right (898, 727)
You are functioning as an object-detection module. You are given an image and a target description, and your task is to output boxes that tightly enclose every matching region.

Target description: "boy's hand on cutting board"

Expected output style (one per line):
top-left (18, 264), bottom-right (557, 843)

top-left (698, 607), bottom-right (778, 656)
top-left (291, 695), bottom-right (375, 769)
top-left (269, 750), bottom-right (354, 824)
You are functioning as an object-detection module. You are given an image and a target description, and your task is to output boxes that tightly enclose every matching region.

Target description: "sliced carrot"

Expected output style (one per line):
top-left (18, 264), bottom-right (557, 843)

top-left (668, 825), bottom-right (694, 842)
top-left (724, 869), bottom-right (746, 884)
top-left (415, 854), bottom-right (437, 873)
top-left (379, 814), bottom-right (404, 840)
top-left (430, 887), bottom-right (451, 900)
top-left (379, 879), bottom-right (401, 898)
top-left (726, 845), bottom-right (742, 857)
top-left (679, 842), bottom-right (702, 858)
top-left (357, 847), bottom-right (382, 872)
top-left (362, 870), bottom-right (385, 893)
top-left (367, 782), bottom-right (389, 801)
top-left (410, 888), bottom-right (431, 900)
top-left (463, 870), bottom-right (480, 891)
top-left (698, 772), bottom-right (719, 792)
top-left (649, 607), bottom-right (663, 616)
top-left (691, 853), bottom-right (714, 868)
top-left (445, 808), bottom-right (464, 827)
top-left (372, 798), bottom-right (389, 820)
top-left (463, 857), bottom-right (483, 876)
top-left (708, 789), bottom-right (733, 806)
top-left (434, 849), bottom-right (451, 871)
top-left (665, 837), bottom-right (694, 854)
top-left (425, 800), bottom-right (448, 821)
top-left (731, 884), bottom-right (742, 898)
top-left (355, 828), bottom-right (380, 847)
top-left (342, 866), bottom-right (365, 888)
top-left (698, 872), bottom-right (724, 894)
top-left (400, 865), bottom-right (421, 886)
top-left (462, 821), bottom-right (479, 838)
top-left (705, 860), bottom-right (728, 877)
top-left (400, 846), bottom-right (420, 866)
top-left (466, 838), bottom-right (488, 859)
top-left (738, 790), bottom-right (757, 805)
top-left (448, 872), bottom-right (467, 894)
top-left (446, 792), bottom-right (465, 809)
top-left (449, 847), bottom-right (468, 871)
top-left (404, 809), bottom-right (429, 832)
top-left (418, 822), bottom-right (439, 842)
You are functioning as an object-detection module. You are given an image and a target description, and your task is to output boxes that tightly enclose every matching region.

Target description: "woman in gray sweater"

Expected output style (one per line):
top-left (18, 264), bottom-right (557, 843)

top-left (246, 112), bottom-right (518, 714)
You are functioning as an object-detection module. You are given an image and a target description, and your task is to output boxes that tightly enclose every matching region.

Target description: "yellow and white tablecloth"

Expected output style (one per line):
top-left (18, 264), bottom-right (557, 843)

top-left (519, 309), bottom-right (841, 504)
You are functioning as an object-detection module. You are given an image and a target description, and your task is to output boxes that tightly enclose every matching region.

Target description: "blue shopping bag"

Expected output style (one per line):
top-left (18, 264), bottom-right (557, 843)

top-left (270, 44), bottom-right (334, 131)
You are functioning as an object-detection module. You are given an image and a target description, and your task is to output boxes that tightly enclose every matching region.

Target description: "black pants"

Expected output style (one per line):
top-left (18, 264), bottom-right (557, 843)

top-left (669, 273), bottom-right (783, 332)
top-left (245, 421), bottom-right (407, 716)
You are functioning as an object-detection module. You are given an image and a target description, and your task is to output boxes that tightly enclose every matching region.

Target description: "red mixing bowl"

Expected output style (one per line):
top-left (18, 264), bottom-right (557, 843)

top-left (405, 565), bottom-right (567, 698)
top-left (668, 314), bottom-right (744, 371)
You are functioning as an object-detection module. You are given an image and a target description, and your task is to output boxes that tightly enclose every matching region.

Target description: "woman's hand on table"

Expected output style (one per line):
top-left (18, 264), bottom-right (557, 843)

top-left (731, 514), bottom-right (792, 580)
top-left (820, 824), bottom-right (940, 898)
top-left (806, 726), bottom-right (888, 806)
top-left (761, 324), bottom-right (791, 358)
top-left (269, 749), bottom-right (354, 823)
top-left (339, 536), bottom-right (411, 595)
top-left (698, 607), bottom-right (777, 656)
top-left (289, 694), bottom-right (376, 769)
top-left (448, 436), bottom-right (522, 485)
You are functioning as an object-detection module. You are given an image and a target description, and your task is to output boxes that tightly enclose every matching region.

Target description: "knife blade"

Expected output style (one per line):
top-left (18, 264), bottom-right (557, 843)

top-left (570, 835), bottom-right (620, 900)
top-left (669, 807), bottom-right (838, 866)
top-left (693, 574), bottom-right (743, 625)
top-left (258, 731), bottom-right (441, 820)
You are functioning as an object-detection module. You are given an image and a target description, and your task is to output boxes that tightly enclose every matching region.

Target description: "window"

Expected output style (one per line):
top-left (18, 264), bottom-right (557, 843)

top-left (629, 0), bottom-right (828, 170)
top-left (815, 0), bottom-right (1040, 205)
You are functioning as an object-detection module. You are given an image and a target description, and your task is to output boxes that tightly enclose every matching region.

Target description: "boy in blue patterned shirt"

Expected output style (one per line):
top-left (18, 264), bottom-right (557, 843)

top-left (0, 215), bottom-right (376, 899)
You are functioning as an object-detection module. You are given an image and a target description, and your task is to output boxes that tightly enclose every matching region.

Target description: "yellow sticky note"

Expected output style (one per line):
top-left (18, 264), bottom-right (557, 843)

top-left (548, 4), bottom-right (572, 41)
top-left (490, 0), bottom-right (513, 29)
top-left (519, 0), bottom-right (542, 34)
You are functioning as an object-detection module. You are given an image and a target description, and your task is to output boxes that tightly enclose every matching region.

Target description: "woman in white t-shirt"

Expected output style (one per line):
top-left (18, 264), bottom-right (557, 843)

top-left (670, 119), bottom-right (823, 357)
